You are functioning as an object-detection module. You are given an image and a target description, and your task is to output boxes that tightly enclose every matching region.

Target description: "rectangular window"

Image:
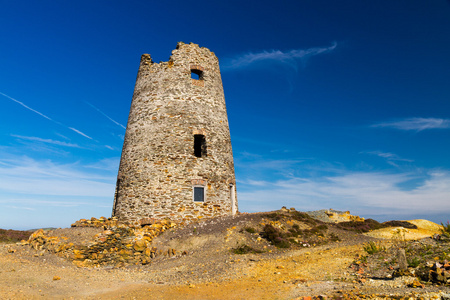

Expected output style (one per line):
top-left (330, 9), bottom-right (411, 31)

top-left (191, 69), bottom-right (203, 80)
top-left (194, 134), bottom-right (207, 158)
top-left (193, 186), bottom-right (204, 202)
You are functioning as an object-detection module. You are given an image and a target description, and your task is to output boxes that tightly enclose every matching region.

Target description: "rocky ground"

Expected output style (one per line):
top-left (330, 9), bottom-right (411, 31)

top-left (1, 209), bottom-right (450, 299)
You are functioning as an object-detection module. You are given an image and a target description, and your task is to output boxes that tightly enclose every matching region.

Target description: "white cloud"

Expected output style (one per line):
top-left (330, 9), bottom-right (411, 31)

top-left (244, 159), bottom-right (304, 171)
top-left (11, 135), bottom-right (81, 148)
top-left (236, 156), bottom-right (450, 220)
top-left (5, 205), bottom-right (35, 211)
top-left (372, 118), bottom-right (450, 131)
top-left (0, 156), bottom-right (115, 197)
top-left (54, 132), bottom-right (70, 140)
top-left (364, 151), bottom-right (413, 167)
top-left (85, 157), bottom-right (120, 171)
top-left (0, 198), bottom-right (90, 207)
top-left (223, 42), bottom-right (337, 70)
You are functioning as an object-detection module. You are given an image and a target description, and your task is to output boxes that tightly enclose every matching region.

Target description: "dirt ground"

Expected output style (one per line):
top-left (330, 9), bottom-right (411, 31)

top-left (1, 213), bottom-right (449, 299)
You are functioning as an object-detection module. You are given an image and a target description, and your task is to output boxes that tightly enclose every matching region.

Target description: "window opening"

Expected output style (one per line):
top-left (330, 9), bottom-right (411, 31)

top-left (194, 134), bottom-right (207, 157)
top-left (193, 186), bottom-right (205, 202)
top-left (191, 69), bottom-right (203, 80)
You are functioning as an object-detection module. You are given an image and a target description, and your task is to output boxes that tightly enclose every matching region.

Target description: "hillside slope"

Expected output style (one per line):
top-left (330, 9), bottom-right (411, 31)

top-left (1, 210), bottom-right (448, 299)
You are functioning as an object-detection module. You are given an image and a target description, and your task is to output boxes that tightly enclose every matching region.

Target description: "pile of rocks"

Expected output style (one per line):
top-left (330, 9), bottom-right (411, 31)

top-left (21, 217), bottom-right (182, 267)
top-left (306, 209), bottom-right (364, 223)
top-left (427, 261), bottom-right (450, 284)
top-left (70, 216), bottom-right (119, 228)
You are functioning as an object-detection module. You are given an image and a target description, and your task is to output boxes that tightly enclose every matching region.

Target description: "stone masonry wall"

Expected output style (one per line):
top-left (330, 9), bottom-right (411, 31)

top-left (113, 42), bottom-right (237, 224)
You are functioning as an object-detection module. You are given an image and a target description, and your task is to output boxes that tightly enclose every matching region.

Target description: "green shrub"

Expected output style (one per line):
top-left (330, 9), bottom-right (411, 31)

top-left (330, 233), bottom-right (341, 242)
top-left (290, 211), bottom-right (317, 225)
top-left (316, 224), bottom-right (328, 230)
top-left (363, 241), bottom-right (385, 255)
top-left (264, 213), bottom-right (282, 221)
top-left (275, 239), bottom-right (291, 248)
top-left (441, 221), bottom-right (450, 236)
top-left (261, 224), bottom-right (290, 248)
top-left (408, 257), bottom-right (421, 268)
top-left (232, 244), bottom-right (263, 254)
top-left (244, 227), bottom-right (256, 234)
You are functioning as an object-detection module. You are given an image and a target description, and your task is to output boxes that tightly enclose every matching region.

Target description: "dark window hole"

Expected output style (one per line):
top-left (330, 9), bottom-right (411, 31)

top-left (194, 134), bottom-right (207, 158)
top-left (191, 69), bottom-right (203, 80)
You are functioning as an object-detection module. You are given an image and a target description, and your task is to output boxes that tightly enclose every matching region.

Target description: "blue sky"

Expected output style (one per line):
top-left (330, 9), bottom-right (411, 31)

top-left (1, 1), bottom-right (449, 229)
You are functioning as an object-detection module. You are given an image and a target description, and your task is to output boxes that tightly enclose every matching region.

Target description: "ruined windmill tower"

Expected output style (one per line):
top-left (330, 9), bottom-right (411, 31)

top-left (112, 42), bottom-right (237, 224)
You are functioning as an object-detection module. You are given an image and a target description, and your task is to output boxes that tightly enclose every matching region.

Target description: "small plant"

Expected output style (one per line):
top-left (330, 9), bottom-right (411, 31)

top-left (363, 241), bottom-right (385, 255)
top-left (264, 213), bottom-right (282, 221)
top-left (261, 224), bottom-right (290, 248)
top-left (408, 257), bottom-right (421, 268)
top-left (244, 227), bottom-right (256, 234)
top-left (439, 251), bottom-right (449, 261)
top-left (232, 244), bottom-right (263, 254)
top-left (391, 228), bottom-right (407, 248)
top-left (316, 224), bottom-right (328, 230)
top-left (330, 232), bottom-right (341, 242)
top-left (360, 255), bottom-right (368, 263)
top-left (441, 221), bottom-right (450, 236)
top-left (274, 237), bottom-right (290, 248)
top-left (290, 211), bottom-right (317, 226)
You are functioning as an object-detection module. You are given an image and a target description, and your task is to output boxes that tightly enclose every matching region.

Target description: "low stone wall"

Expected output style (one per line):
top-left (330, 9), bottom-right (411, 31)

top-left (21, 217), bottom-right (182, 267)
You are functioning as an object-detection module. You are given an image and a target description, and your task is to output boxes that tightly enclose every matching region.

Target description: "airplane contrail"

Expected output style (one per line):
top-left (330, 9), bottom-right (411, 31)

top-left (69, 127), bottom-right (93, 140)
top-left (0, 91), bottom-right (54, 122)
top-left (0, 91), bottom-right (93, 140)
top-left (85, 101), bottom-right (126, 129)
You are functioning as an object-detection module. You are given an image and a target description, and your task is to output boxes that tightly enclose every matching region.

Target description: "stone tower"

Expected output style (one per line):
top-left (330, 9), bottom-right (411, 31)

top-left (112, 42), bottom-right (237, 224)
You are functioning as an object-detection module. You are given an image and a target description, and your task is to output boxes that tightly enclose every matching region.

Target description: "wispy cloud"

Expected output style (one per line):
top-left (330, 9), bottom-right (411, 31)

top-left (238, 169), bottom-right (450, 219)
top-left (85, 101), bottom-right (126, 129)
top-left (69, 127), bottom-right (93, 140)
top-left (364, 151), bottom-right (413, 167)
top-left (11, 135), bottom-right (81, 148)
top-left (5, 206), bottom-right (35, 211)
top-left (0, 91), bottom-right (54, 121)
top-left (85, 157), bottom-right (120, 171)
top-left (372, 118), bottom-right (450, 131)
top-left (223, 42), bottom-right (337, 70)
top-left (235, 155), bottom-right (450, 221)
top-left (54, 132), bottom-right (71, 140)
top-left (0, 198), bottom-right (90, 207)
top-left (244, 159), bottom-right (304, 171)
top-left (0, 156), bottom-right (115, 197)
top-left (0, 154), bottom-right (117, 229)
